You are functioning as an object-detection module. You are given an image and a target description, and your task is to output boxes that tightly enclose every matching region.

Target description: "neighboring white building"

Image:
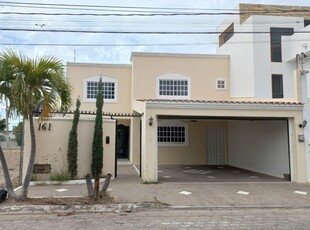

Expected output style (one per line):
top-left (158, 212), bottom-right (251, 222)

top-left (217, 3), bottom-right (310, 182)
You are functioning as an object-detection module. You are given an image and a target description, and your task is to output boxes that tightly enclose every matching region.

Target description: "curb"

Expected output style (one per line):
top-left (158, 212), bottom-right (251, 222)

top-left (2, 203), bottom-right (310, 215)
top-left (0, 203), bottom-right (142, 215)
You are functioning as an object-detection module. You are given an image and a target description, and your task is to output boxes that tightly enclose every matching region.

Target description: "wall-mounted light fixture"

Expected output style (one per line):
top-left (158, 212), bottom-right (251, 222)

top-left (149, 116), bottom-right (154, 126)
top-left (299, 119), bottom-right (307, 128)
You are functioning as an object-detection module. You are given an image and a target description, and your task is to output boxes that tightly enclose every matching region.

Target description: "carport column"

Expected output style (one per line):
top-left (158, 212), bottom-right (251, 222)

top-left (130, 117), bottom-right (140, 166)
top-left (140, 112), bottom-right (158, 182)
top-left (288, 117), bottom-right (307, 183)
top-left (300, 71), bottom-right (310, 183)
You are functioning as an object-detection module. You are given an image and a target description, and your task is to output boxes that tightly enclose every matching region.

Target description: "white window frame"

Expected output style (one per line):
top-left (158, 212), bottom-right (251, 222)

top-left (84, 76), bottom-right (118, 103)
top-left (156, 73), bottom-right (191, 99)
top-left (157, 120), bottom-right (189, 147)
top-left (216, 78), bottom-right (227, 90)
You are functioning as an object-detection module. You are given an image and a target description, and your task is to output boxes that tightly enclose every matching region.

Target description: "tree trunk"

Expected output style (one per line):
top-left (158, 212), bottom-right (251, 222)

top-left (20, 113), bottom-right (36, 199)
top-left (94, 176), bottom-right (100, 199)
top-left (0, 145), bottom-right (16, 198)
top-left (100, 173), bottom-right (112, 195)
top-left (86, 174), bottom-right (94, 197)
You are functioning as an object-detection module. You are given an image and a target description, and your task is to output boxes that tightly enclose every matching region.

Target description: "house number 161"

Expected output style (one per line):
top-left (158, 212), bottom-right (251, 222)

top-left (38, 123), bottom-right (51, 131)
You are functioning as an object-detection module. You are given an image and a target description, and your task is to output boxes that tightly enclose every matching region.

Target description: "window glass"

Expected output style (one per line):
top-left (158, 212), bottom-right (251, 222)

top-left (86, 81), bottom-right (115, 99)
top-left (270, 28), bottom-right (294, 62)
top-left (159, 80), bottom-right (188, 96)
top-left (272, 74), bottom-right (283, 98)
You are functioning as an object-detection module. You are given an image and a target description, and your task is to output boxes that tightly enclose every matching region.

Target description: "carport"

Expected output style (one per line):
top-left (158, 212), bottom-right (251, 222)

top-left (133, 99), bottom-right (307, 183)
top-left (157, 116), bottom-right (291, 183)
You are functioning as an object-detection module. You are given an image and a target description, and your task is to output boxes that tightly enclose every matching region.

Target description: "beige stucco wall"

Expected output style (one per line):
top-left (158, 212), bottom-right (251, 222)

top-left (158, 120), bottom-right (228, 165)
top-left (23, 117), bottom-right (116, 180)
top-left (131, 53), bottom-right (230, 100)
top-left (67, 62), bottom-right (132, 113)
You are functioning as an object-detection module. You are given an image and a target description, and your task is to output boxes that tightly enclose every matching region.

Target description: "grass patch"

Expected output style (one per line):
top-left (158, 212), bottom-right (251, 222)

top-left (49, 170), bottom-right (71, 183)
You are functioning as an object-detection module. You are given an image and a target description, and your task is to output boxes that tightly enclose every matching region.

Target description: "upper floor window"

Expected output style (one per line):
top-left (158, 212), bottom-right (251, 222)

top-left (270, 28), bottom-right (294, 62)
top-left (216, 79), bottom-right (226, 90)
top-left (272, 74), bottom-right (283, 98)
top-left (157, 73), bottom-right (191, 99)
top-left (219, 23), bottom-right (234, 47)
top-left (84, 76), bottom-right (117, 103)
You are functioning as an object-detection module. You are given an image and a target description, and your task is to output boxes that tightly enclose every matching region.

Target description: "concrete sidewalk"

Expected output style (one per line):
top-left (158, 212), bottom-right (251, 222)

top-left (2, 163), bottom-right (310, 211)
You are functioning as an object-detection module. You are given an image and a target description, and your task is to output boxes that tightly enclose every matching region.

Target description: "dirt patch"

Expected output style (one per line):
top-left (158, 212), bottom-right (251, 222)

top-left (1, 194), bottom-right (115, 206)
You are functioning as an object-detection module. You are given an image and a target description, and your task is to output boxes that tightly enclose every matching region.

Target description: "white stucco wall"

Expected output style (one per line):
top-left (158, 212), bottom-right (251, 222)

top-left (218, 14), bottom-right (307, 99)
top-left (227, 120), bottom-right (290, 178)
top-left (217, 16), bottom-right (255, 98)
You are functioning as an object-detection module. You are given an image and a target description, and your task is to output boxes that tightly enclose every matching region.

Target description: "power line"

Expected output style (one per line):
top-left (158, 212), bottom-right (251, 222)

top-left (1, 28), bottom-right (310, 34)
top-left (0, 1), bottom-right (244, 11)
top-left (1, 10), bottom-right (310, 17)
top-left (1, 1), bottom-right (309, 13)
top-left (1, 38), bottom-right (309, 47)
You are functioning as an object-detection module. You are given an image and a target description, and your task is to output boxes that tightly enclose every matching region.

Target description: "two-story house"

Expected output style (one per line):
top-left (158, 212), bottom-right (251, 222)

top-left (22, 3), bottom-right (308, 184)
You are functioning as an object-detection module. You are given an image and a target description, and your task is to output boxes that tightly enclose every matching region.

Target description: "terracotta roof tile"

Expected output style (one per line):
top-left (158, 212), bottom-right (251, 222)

top-left (136, 99), bottom-right (302, 105)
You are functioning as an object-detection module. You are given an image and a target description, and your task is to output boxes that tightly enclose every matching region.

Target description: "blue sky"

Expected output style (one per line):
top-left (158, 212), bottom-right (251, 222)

top-left (0, 0), bottom-right (309, 64)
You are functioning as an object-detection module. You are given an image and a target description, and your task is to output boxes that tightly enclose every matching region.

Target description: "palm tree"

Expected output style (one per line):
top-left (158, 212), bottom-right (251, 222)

top-left (0, 49), bottom-right (72, 199)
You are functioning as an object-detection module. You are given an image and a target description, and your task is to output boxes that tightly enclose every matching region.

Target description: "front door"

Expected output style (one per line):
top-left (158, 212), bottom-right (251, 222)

top-left (207, 127), bottom-right (226, 165)
top-left (117, 124), bottom-right (129, 159)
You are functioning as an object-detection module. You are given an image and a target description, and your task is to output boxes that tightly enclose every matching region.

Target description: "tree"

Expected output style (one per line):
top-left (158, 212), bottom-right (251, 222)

top-left (13, 122), bottom-right (23, 147)
top-left (91, 78), bottom-right (104, 199)
top-left (0, 118), bottom-right (6, 130)
top-left (0, 49), bottom-right (72, 199)
top-left (67, 98), bottom-right (81, 179)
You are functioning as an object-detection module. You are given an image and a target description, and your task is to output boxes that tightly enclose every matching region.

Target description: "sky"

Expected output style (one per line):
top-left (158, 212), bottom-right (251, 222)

top-left (0, 0), bottom-right (309, 65)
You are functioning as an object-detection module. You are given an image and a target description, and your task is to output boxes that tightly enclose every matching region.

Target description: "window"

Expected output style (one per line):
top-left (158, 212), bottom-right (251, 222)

top-left (158, 120), bottom-right (188, 147)
top-left (159, 80), bottom-right (188, 96)
top-left (216, 79), bottom-right (226, 90)
top-left (84, 76), bottom-right (117, 103)
top-left (270, 28), bottom-right (294, 62)
top-left (272, 74), bottom-right (283, 98)
top-left (304, 19), bottom-right (310, 28)
top-left (157, 73), bottom-right (191, 99)
top-left (86, 81), bottom-right (115, 99)
top-left (219, 23), bottom-right (234, 47)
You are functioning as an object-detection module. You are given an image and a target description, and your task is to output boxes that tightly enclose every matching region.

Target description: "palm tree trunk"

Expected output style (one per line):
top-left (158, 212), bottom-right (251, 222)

top-left (20, 113), bottom-right (36, 199)
top-left (0, 145), bottom-right (16, 198)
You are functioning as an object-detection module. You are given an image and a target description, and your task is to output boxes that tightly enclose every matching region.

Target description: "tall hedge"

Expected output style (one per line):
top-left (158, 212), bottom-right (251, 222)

top-left (67, 98), bottom-right (81, 179)
top-left (91, 79), bottom-right (104, 178)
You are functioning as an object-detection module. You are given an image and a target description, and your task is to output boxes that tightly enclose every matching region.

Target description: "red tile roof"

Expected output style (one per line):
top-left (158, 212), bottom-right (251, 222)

top-left (136, 99), bottom-right (302, 105)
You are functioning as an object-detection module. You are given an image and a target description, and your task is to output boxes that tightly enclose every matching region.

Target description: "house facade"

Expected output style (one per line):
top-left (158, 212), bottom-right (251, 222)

top-left (23, 3), bottom-right (310, 183)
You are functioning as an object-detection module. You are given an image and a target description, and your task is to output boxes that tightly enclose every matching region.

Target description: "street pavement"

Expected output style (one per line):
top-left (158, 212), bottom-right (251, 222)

top-left (0, 208), bottom-right (310, 229)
